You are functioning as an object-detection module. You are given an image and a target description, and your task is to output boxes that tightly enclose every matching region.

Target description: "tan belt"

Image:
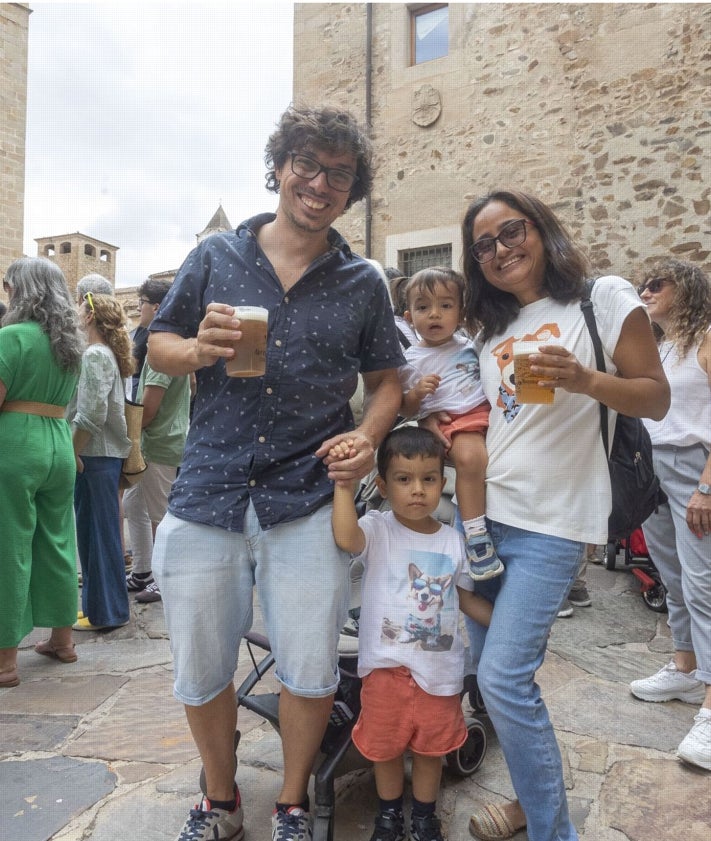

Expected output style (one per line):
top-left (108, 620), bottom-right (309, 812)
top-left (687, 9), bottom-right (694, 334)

top-left (1, 400), bottom-right (66, 419)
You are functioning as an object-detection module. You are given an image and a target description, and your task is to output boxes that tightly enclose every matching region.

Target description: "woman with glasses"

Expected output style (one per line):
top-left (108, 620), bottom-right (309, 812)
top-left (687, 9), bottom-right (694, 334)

top-left (0, 257), bottom-right (84, 687)
top-left (432, 190), bottom-right (669, 841)
top-left (68, 293), bottom-right (133, 631)
top-left (630, 258), bottom-right (711, 771)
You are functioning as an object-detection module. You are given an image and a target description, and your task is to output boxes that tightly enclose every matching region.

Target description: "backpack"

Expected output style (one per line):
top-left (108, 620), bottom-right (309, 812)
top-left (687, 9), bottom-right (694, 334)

top-left (580, 279), bottom-right (666, 539)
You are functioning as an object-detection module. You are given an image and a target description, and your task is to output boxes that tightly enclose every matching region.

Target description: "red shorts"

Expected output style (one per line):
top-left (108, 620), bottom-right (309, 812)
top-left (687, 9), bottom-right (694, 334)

top-left (437, 402), bottom-right (490, 449)
top-left (352, 667), bottom-right (467, 762)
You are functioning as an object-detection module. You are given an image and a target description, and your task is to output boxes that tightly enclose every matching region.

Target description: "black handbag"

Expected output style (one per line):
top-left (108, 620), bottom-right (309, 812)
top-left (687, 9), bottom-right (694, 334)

top-left (581, 280), bottom-right (666, 539)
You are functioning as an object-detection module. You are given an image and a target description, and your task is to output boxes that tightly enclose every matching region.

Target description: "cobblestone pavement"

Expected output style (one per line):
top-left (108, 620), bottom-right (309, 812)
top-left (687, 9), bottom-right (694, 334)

top-left (2, 562), bottom-right (709, 841)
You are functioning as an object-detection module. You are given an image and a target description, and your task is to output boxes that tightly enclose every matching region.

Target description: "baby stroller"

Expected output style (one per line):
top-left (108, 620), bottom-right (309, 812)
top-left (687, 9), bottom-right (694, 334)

top-left (228, 628), bottom-right (488, 841)
top-left (604, 528), bottom-right (667, 613)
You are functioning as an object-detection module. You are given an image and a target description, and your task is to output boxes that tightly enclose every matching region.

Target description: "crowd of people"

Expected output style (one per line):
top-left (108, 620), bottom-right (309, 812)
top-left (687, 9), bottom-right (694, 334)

top-left (1, 103), bottom-right (709, 841)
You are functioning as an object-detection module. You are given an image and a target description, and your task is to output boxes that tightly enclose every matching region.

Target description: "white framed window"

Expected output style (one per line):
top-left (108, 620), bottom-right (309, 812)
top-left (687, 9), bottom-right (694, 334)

top-left (386, 225), bottom-right (462, 278)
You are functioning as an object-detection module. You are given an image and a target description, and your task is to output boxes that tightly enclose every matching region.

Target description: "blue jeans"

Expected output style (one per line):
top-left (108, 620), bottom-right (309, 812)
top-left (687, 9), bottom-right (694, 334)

top-left (464, 521), bottom-right (583, 841)
top-left (74, 456), bottom-right (130, 627)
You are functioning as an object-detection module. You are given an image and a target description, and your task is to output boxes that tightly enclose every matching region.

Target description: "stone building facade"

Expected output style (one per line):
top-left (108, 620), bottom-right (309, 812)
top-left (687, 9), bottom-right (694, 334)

top-left (293, 3), bottom-right (710, 280)
top-left (0, 3), bottom-right (30, 292)
top-left (35, 232), bottom-right (118, 299)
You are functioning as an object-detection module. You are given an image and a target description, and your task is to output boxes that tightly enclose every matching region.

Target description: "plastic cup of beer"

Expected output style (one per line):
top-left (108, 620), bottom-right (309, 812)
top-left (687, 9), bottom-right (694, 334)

top-left (513, 341), bottom-right (555, 404)
top-left (225, 305), bottom-right (269, 377)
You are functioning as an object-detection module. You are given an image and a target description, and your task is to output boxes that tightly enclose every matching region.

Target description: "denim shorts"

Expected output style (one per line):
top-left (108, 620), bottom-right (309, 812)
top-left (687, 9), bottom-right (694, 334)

top-left (153, 503), bottom-right (351, 705)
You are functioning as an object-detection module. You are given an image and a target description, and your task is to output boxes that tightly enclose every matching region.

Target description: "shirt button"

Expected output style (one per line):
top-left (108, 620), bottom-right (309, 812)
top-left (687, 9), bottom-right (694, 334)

top-left (258, 436), bottom-right (266, 443)
top-left (284, 296), bottom-right (289, 304)
top-left (275, 339), bottom-right (282, 347)
top-left (266, 387), bottom-right (273, 395)
top-left (249, 479), bottom-right (256, 487)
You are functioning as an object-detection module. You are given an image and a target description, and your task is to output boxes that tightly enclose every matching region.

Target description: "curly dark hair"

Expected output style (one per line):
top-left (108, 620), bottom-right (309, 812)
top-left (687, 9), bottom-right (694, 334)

top-left (461, 190), bottom-right (590, 341)
top-left (264, 105), bottom-right (373, 210)
top-left (635, 258), bottom-right (711, 359)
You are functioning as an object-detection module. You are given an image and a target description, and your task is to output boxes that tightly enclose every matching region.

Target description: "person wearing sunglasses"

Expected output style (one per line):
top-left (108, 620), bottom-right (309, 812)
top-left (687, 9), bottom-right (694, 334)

top-left (146, 105), bottom-right (403, 841)
top-left (630, 258), bottom-right (711, 771)
top-left (428, 189), bottom-right (668, 841)
top-left (331, 425), bottom-right (492, 841)
top-left (0, 257), bottom-right (84, 687)
top-left (68, 293), bottom-right (134, 633)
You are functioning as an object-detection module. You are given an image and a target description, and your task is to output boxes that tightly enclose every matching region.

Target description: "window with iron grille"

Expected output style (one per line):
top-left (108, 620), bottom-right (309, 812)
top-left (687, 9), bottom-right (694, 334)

top-left (400, 244), bottom-right (452, 276)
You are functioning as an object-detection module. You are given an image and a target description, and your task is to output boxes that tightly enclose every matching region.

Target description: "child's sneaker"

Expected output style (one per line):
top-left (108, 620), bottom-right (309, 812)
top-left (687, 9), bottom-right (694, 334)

top-left (466, 532), bottom-right (504, 581)
top-left (369, 809), bottom-right (406, 841)
top-left (271, 805), bottom-right (312, 841)
top-left (410, 812), bottom-right (444, 841)
top-left (175, 795), bottom-right (244, 841)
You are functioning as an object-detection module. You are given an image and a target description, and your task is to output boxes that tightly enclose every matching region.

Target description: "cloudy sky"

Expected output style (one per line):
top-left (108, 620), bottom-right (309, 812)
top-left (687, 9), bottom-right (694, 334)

top-left (22, 1), bottom-right (294, 288)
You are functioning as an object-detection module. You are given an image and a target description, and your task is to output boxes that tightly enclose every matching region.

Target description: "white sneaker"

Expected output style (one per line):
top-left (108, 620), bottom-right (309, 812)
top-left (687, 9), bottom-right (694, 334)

top-left (677, 709), bottom-right (711, 770)
top-left (630, 661), bottom-right (705, 704)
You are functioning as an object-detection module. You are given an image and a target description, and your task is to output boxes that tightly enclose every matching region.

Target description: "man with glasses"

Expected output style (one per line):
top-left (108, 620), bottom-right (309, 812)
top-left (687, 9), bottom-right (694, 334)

top-left (147, 105), bottom-right (403, 841)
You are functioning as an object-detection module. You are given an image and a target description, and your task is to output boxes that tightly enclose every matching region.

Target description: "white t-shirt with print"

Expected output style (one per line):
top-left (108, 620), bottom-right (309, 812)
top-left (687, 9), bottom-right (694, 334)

top-left (399, 334), bottom-right (487, 419)
top-left (355, 509), bottom-right (474, 697)
top-left (480, 275), bottom-right (642, 545)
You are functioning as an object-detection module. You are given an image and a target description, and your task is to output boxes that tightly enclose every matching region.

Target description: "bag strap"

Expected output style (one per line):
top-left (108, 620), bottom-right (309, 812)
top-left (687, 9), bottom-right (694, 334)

top-left (396, 326), bottom-right (411, 349)
top-left (580, 278), bottom-right (610, 455)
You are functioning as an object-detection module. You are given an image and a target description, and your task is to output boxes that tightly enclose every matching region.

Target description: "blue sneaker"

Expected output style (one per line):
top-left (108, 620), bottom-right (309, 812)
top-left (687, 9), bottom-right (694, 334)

top-left (466, 532), bottom-right (504, 581)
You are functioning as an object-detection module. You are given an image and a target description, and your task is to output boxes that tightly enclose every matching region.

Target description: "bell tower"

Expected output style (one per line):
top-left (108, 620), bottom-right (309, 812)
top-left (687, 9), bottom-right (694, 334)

top-left (35, 232), bottom-right (118, 299)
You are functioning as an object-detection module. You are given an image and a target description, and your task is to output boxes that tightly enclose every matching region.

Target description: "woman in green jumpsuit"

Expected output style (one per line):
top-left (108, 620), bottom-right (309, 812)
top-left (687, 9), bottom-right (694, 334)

top-left (0, 257), bottom-right (85, 687)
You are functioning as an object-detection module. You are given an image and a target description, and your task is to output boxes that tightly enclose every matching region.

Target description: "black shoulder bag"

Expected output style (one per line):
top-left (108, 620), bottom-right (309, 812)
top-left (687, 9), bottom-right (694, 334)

top-left (580, 279), bottom-right (666, 539)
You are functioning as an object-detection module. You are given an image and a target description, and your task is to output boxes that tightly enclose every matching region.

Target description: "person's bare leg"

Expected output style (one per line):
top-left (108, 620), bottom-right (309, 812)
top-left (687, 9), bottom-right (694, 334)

top-left (373, 756), bottom-right (405, 800)
top-left (410, 753), bottom-right (442, 803)
top-left (184, 683), bottom-right (238, 801)
top-left (675, 650), bottom-right (697, 674)
top-left (277, 688), bottom-right (333, 804)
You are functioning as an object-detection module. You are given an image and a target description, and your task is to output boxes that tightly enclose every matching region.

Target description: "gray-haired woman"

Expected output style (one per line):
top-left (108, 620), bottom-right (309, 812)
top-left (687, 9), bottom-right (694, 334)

top-left (0, 256), bottom-right (85, 687)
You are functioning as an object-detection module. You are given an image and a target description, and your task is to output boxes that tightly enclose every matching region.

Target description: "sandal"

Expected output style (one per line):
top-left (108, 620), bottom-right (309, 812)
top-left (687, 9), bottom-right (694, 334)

top-left (469, 803), bottom-right (526, 841)
top-left (34, 639), bottom-right (78, 663)
top-left (0, 668), bottom-right (20, 688)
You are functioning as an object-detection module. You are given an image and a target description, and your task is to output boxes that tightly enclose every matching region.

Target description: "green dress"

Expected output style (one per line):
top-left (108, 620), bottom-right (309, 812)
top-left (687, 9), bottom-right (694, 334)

top-left (0, 322), bottom-right (79, 647)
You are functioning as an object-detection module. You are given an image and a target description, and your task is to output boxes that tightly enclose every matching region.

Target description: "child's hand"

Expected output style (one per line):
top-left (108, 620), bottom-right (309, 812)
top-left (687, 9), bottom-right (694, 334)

top-left (414, 374), bottom-right (441, 401)
top-left (328, 439), bottom-right (356, 462)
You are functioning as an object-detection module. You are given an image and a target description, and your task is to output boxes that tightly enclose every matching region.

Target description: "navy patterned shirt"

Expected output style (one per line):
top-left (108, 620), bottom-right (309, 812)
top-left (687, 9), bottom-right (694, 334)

top-left (150, 213), bottom-right (404, 532)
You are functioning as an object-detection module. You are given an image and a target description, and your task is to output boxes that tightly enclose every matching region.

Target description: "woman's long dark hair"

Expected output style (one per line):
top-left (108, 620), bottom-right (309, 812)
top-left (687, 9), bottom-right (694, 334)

top-left (461, 190), bottom-right (590, 341)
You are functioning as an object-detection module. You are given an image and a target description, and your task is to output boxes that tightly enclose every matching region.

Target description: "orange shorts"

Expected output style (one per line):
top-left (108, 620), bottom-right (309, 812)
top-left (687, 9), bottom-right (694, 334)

top-left (352, 667), bottom-right (467, 762)
top-left (437, 402), bottom-right (490, 449)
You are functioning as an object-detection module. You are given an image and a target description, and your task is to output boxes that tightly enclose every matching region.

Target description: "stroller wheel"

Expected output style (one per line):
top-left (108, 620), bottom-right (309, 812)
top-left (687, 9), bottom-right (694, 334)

top-left (604, 540), bottom-right (618, 570)
top-left (642, 581), bottom-right (668, 613)
top-left (445, 717), bottom-right (487, 776)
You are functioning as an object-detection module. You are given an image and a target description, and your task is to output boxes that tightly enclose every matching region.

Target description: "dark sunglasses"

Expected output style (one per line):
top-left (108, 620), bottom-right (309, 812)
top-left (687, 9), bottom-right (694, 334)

top-left (637, 277), bottom-right (674, 296)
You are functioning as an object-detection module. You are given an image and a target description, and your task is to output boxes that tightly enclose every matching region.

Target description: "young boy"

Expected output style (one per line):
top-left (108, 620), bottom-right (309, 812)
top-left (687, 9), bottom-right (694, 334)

top-left (331, 426), bottom-right (492, 841)
top-left (399, 267), bottom-right (502, 581)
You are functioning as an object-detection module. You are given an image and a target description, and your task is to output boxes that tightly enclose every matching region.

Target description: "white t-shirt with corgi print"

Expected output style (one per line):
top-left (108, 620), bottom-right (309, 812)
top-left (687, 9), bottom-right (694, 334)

top-left (355, 509), bottom-right (474, 697)
top-left (480, 275), bottom-right (642, 545)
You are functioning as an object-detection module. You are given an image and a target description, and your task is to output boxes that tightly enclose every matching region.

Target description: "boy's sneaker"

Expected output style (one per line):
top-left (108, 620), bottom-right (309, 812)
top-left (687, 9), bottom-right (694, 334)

top-left (126, 571), bottom-right (153, 591)
top-left (568, 584), bottom-right (592, 607)
top-left (556, 599), bottom-right (574, 618)
top-left (677, 708), bottom-right (711, 770)
top-left (176, 795), bottom-right (244, 841)
top-left (369, 810), bottom-right (405, 841)
top-left (410, 812), bottom-right (444, 841)
top-left (135, 580), bottom-right (162, 603)
top-left (466, 532), bottom-right (504, 581)
top-left (630, 661), bottom-right (706, 704)
top-left (271, 805), bottom-right (312, 841)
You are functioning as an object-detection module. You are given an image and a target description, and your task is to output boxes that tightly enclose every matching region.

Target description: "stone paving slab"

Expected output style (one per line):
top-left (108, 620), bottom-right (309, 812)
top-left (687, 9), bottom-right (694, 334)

top-left (0, 713), bottom-right (81, 754)
top-left (0, 756), bottom-right (116, 841)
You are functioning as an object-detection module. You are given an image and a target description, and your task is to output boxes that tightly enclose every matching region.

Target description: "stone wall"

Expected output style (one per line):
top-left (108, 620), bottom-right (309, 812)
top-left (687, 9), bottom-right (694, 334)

top-left (293, 3), bottom-right (710, 279)
top-left (0, 3), bottom-right (30, 292)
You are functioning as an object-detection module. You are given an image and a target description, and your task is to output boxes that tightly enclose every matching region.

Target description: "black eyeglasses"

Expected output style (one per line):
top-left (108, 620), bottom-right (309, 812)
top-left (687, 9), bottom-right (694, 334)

top-left (637, 277), bottom-right (674, 296)
top-left (290, 152), bottom-right (358, 192)
top-left (470, 219), bottom-right (535, 264)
